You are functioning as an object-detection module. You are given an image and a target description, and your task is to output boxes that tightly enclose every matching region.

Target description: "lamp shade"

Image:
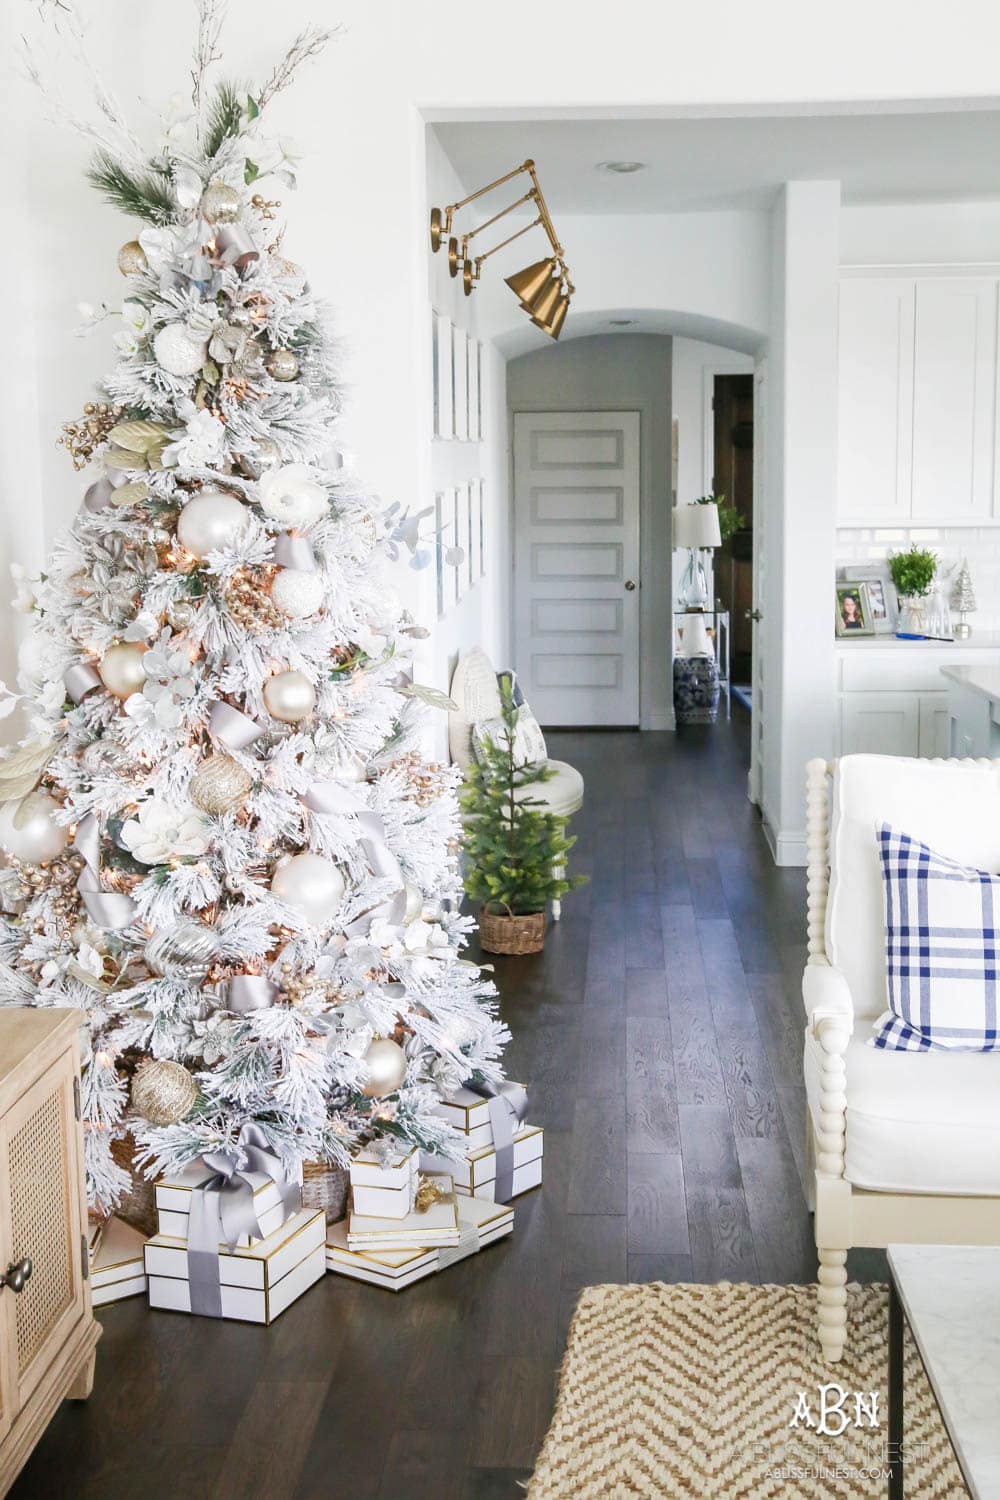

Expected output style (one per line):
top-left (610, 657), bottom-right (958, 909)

top-left (505, 257), bottom-right (559, 310)
top-left (673, 502), bottom-right (722, 549)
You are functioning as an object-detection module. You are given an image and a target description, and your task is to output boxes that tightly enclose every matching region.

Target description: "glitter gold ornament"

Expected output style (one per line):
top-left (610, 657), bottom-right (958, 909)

top-left (144, 922), bottom-right (220, 979)
top-left (271, 568), bottom-right (325, 619)
top-left (266, 347), bottom-right (299, 382)
top-left (117, 239), bottom-right (148, 276)
top-left (189, 754), bottom-right (253, 815)
top-left (131, 1058), bottom-right (198, 1126)
top-left (99, 641), bottom-right (147, 698)
top-left (58, 401), bottom-right (123, 470)
top-left (263, 670), bottom-right (316, 723)
top-left (362, 1037), bottom-right (407, 1098)
top-left (201, 180), bottom-right (241, 225)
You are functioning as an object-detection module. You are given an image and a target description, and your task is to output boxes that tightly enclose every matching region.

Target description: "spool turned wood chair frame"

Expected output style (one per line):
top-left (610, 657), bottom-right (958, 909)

top-left (804, 756), bottom-right (1000, 1363)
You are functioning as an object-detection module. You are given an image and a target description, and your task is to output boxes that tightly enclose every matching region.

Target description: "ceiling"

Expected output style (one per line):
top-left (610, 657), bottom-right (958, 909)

top-left (433, 104), bottom-right (1000, 213)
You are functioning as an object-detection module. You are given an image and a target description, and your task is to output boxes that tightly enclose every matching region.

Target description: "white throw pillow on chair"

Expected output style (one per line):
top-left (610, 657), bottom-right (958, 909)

top-left (472, 707), bottom-right (547, 769)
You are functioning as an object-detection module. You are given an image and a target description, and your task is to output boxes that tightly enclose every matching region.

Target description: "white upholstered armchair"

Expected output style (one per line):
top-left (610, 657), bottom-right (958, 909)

top-left (804, 754), bottom-right (1000, 1362)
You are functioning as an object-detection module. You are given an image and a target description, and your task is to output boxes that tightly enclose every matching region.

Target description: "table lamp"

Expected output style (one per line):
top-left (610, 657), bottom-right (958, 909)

top-left (674, 501), bottom-right (722, 610)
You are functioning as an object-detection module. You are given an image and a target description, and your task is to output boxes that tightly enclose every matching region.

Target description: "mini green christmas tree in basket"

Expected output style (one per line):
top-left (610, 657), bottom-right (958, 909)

top-left (460, 679), bottom-right (585, 954)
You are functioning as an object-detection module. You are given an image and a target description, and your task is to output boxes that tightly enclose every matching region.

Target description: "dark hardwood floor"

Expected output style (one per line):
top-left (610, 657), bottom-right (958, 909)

top-left (13, 712), bottom-right (876, 1500)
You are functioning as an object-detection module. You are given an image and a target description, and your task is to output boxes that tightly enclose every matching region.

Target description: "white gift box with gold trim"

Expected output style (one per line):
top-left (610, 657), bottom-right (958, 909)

top-left (327, 1195), bottom-right (513, 1290)
top-left (144, 1207), bottom-right (325, 1324)
top-left (346, 1173), bottom-right (460, 1251)
top-left (154, 1159), bottom-right (287, 1246)
top-left (421, 1125), bottom-right (544, 1201)
top-left (433, 1085), bottom-right (526, 1149)
top-left (349, 1145), bottom-right (418, 1220)
top-left (89, 1217), bottom-right (147, 1306)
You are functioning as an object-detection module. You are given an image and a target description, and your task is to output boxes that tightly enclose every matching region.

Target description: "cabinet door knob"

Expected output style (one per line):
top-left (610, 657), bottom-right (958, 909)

top-left (745, 608), bottom-right (762, 622)
top-left (624, 579), bottom-right (637, 592)
top-left (1, 1257), bottom-right (32, 1294)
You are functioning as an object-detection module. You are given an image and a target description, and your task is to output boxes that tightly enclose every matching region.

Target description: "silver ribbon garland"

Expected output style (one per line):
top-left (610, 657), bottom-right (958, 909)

top-left (273, 532), bottom-right (316, 571)
top-left (464, 1080), bottom-right (528, 1203)
top-left (208, 700), bottom-right (264, 752)
top-left (73, 811), bottom-right (138, 930)
top-left (297, 781), bottom-right (407, 935)
top-left (64, 663), bottom-right (102, 704)
top-left (223, 974), bottom-right (279, 1013)
top-left (187, 1122), bottom-right (301, 1318)
top-left (214, 224), bottom-right (260, 273)
top-left (83, 477), bottom-right (115, 514)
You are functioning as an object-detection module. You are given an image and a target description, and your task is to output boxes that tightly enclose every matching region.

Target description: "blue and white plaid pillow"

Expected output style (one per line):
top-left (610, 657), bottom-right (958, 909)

top-left (872, 823), bottom-right (1000, 1051)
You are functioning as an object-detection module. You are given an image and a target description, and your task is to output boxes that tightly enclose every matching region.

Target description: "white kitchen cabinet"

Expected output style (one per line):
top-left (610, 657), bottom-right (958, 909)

top-left (835, 642), bottom-right (997, 760)
top-left (911, 279), bottom-right (997, 520)
top-left (836, 274), bottom-right (999, 524)
top-left (837, 278), bottom-right (914, 523)
top-left (917, 693), bottom-right (952, 759)
top-left (840, 692), bottom-right (920, 757)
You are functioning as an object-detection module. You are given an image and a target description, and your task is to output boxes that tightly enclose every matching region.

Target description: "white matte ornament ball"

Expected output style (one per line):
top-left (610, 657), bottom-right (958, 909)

top-left (403, 882), bottom-right (424, 923)
top-left (270, 852), bottom-right (345, 926)
top-left (362, 1038), bottom-right (408, 1099)
top-left (99, 642), bottom-right (147, 698)
top-left (153, 323), bottom-right (208, 377)
top-left (177, 490), bottom-right (248, 560)
top-left (263, 670), bottom-right (316, 723)
top-left (271, 569), bottom-right (325, 619)
top-left (0, 793), bottom-right (69, 864)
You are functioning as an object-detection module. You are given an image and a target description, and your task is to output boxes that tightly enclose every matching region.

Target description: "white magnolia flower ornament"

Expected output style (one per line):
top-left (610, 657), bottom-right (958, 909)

top-left (256, 464), bottom-right (328, 528)
top-left (120, 799), bottom-right (211, 865)
top-left (162, 404), bottom-right (228, 469)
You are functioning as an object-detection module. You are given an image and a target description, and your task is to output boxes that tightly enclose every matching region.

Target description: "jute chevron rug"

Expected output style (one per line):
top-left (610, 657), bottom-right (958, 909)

top-left (528, 1283), bottom-right (968, 1499)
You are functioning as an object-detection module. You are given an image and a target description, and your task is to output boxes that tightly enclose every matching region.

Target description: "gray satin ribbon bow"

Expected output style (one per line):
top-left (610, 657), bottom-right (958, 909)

top-left (64, 663), bottom-right (102, 704)
top-left (298, 782), bottom-right (407, 936)
top-left (465, 1080), bottom-right (528, 1203)
top-left (224, 974), bottom-right (279, 1013)
top-left (208, 700), bottom-right (264, 751)
top-left (273, 532), bottom-right (316, 571)
top-left (187, 1122), bottom-right (301, 1318)
top-left (73, 811), bottom-right (138, 929)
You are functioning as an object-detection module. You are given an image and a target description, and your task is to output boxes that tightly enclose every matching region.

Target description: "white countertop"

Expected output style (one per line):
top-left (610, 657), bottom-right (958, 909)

top-left (888, 1244), bottom-right (1000, 1498)
top-left (941, 663), bottom-right (1000, 704)
top-left (836, 632), bottom-right (1000, 654)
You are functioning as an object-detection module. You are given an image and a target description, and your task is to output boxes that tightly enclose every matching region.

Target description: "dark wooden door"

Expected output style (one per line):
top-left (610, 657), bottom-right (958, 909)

top-left (713, 374), bottom-right (754, 684)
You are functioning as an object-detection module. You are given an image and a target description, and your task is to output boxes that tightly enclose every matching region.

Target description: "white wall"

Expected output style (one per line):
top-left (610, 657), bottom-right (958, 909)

top-left (507, 334), bottom-right (674, 729)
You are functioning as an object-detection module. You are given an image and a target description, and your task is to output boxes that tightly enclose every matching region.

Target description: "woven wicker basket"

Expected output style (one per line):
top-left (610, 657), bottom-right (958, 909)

top-left (301, 1160), bottom-right (349, 1224)
top-left (109, 1131), bottom-right (158, 1238)
top-left (478, 904), bottom-right (546, 955)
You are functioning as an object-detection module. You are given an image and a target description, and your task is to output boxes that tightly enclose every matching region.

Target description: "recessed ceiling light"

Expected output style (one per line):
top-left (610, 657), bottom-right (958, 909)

top-left (597, 160), bottom-right (647, 174)
top-left (607, 318), bottom-right (638, 327)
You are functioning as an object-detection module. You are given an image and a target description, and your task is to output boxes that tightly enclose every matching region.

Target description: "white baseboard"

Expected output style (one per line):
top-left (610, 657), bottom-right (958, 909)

top-left (764, 822), bottom-right (807, 867)
top-left (643, 710), bottom-right (676, 732)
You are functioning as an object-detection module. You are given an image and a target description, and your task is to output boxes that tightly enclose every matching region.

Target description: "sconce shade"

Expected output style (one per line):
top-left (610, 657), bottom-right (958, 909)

top-left (546, 292), bottom-right (570, 340)
top-left (505, 257), bottom-right (558, 309)
top-left (673, 502), bottom-right (722, 549)
top-left (529, 274), bottom-right (564, 330)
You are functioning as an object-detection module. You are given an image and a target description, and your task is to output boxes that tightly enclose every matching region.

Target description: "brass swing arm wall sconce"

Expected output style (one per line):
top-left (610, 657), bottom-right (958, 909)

top-left (430, 159), bottom-right (573, 340)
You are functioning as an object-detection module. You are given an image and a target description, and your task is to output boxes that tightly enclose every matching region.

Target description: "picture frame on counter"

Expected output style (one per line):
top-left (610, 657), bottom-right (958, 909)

top-left (835, 581), bottom-right (875, 638)
top-left (837, 563), bottom-right (898, 634)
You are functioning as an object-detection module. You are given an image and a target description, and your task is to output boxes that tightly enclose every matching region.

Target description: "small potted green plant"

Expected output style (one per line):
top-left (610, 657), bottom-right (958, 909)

top-left (888, 547), bottom-right (937, 633)
top-left (460, 678), bottom-right (585, 954)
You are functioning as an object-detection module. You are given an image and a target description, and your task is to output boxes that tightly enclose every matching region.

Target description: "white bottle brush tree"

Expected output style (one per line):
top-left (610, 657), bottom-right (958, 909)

top-left (0, 1), bottom-right (510, 1213)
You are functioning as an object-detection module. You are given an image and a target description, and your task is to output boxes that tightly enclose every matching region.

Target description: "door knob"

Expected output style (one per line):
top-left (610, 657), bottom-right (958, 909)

top-left (745, 608), bottom-right (762, 622)
top-left (624, 579), bottom-right (637, 592)
top-left (1, 1257), bottom-right (32, 1294)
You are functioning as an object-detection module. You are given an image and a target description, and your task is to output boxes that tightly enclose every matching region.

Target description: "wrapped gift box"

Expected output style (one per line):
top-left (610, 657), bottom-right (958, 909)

top-left (421, 1125), bottom-right (544, 1202)
top-left (434, 1084), bottom-right (526, 1149)
top-left (349, 1145), bottom-right (418, 1220)
top-left (89, 1216), bottom-right (147, 1306)
top-left (154, 1160), bottom-right (288, 1245)
top-left (144, 1208), bottom-right (325, 1324)
top-left (327, 1195), bottom-right (513, 1290)
top-left (346, 1173), bottom-right (460, 1252)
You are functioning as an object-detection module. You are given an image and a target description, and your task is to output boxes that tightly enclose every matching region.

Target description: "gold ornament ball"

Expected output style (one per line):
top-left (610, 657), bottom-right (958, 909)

top-left (263, 669), bottom-right (316, 723)
top-left (201, 180), bottom-right (241, 225)
top-left (99, 642), bottom-right (147, 698)
top-left (0, 792), bottom-right (69, 864)
top-left (117, 239), bottom-right (148, 276)
top-left (266, 348), bottom-right (300, 382)
top-left (362, 1038), bottom-right (408, 1099)
top-left (131, 1058), bottom-right (199, 1126)
top-left (189, 754), bottom-right (253, 815)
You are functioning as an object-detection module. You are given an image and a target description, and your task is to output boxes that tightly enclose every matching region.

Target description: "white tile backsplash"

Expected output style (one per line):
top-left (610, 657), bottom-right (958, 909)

top-left (837, 525), bottom-right (1000, 630)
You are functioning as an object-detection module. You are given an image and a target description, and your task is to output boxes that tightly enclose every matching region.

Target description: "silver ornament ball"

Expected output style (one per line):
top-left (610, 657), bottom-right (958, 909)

top-left (153, 323), bottom-right (208, 378)
top-left (144, 922), bottom-right (220, 979)
top-left (81, 740), bottom-right (123, 774)
top-left (0, 792), bottom-right (69, 864)
top-left (189, 754), bottom-right (253, 815)
top-left (177, 490), bottom-right (248, 560)
top-left (403, 881), bottom-right (424, 923)
top-left (201, 181), bottom-right (241, 225)
top-left (270, 852), bottom-right (345, 926)
top-left (117, 239), bottom-right (148, 276)
top-left (99, 642), bottom-right (147, 698)
top-left (131, 1058), bottom-right (199, 1126)
top-left (263, 670), bottom-right (316, 723)
top-left (167, 598), bottom-right (198, 630)
top-left (266, 347), bottom-right (300, 382)
top-left (362, 1038), bottom-right (408, 1099)
top-left (271, 569), bottom-right (325, 619)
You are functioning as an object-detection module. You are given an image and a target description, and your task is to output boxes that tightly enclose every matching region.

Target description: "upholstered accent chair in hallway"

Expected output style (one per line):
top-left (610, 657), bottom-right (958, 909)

top-left (448, 648), bottom-right (584, 920)
top-left (803, 754), bottom-right (1000, 1363)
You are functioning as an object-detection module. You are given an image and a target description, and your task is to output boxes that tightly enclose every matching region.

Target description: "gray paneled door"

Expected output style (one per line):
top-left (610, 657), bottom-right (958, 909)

top-left (513, 411), bottom-right (640, 726)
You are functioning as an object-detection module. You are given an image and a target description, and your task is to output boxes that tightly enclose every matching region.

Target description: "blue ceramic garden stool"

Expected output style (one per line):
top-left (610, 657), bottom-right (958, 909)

top-left (673, 655), bottom-right (720, 725)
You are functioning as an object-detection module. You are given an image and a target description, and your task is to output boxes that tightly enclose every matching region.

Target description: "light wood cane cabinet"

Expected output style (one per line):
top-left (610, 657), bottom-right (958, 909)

top-left (0, 1008), bottom-right (100, 1496)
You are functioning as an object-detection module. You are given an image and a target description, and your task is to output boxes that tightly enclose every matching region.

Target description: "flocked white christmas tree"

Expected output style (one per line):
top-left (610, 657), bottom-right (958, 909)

top-left (1, 2), bottom-right (510, 1213)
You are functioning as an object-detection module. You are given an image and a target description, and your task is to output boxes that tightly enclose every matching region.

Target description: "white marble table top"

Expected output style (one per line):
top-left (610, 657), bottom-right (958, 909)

top-left (888, 1244), bottom-right (1000, 1499)
top-left (941, 662), bottom-right (1000, 705)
